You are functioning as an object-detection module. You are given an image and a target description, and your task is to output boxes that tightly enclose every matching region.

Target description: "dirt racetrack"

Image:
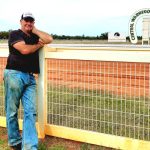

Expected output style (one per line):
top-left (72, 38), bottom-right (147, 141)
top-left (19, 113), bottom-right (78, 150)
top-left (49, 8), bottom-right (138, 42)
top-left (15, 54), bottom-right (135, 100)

top-left (0, 57), bottom-right (149, 98)
top-left (47, 59), bottom-right (150, 97)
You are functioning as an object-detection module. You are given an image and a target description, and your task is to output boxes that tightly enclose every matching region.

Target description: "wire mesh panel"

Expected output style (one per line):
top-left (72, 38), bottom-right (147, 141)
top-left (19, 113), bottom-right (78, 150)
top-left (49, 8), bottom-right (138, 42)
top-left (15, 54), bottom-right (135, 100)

top-left (0, 57), bottom-right (24, 119)
top-left (0, 58), bottom-right (7, 117)
top-left (47, 59), bottom-right (150, 141)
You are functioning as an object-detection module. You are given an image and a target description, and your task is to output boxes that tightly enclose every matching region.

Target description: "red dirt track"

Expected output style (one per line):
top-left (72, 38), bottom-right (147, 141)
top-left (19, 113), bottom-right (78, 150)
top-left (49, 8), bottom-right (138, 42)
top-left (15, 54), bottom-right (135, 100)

top-left (47, 59), bottom-right (150, 97)
top-left (0, 57), bottom-right (149, 97)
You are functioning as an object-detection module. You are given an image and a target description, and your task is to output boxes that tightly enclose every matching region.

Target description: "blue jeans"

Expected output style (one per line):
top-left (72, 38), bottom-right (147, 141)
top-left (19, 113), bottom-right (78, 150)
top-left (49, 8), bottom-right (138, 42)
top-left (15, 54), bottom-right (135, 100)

top-left (4, 69), bottom-right (38, 150)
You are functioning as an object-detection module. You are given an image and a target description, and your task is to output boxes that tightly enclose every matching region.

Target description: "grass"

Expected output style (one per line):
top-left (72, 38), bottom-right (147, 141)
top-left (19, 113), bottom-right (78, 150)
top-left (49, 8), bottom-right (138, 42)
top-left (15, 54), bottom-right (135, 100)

top-left (0, 127), bottom-right (10, 150)
top-left (38, 142), bottom-right (71, 150)
top-left (47, 85), bottom-right (150, 141)
top-left (46, 145), bottom-right (66, 150)
top-left (0, 127), bottom-right (114, 150)
top-left (0, 40), bottom-right (7, 43)
top-left (0, 84), bottom-right (150, 141)
top-left (0, 83), bottom-right (116, 149)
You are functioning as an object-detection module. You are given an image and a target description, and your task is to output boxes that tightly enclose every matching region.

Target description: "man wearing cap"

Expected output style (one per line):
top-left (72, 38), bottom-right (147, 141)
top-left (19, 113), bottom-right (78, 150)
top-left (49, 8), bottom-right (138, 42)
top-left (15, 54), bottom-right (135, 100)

top-left (4, 12), bottom-right (53, 150)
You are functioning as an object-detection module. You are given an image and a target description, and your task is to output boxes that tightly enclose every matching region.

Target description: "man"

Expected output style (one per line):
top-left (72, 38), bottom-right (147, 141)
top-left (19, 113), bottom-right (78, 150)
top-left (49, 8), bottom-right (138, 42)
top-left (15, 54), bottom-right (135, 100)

top-left (4, 12), bottom-right (53, 150)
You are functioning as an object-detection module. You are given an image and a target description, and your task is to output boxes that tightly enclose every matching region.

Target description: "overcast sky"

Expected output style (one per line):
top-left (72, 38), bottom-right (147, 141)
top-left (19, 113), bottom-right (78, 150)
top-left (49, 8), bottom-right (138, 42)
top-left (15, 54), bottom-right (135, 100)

top-left (0, 0), bottom-right (149, 36)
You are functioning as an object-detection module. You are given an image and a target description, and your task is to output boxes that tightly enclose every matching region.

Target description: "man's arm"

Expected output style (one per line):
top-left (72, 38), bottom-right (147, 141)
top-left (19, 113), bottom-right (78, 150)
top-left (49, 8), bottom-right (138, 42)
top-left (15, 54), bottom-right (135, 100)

top-left (13, 40), bottom-right (44, 55)
top-left (32, 27), bottom-right (53, 44)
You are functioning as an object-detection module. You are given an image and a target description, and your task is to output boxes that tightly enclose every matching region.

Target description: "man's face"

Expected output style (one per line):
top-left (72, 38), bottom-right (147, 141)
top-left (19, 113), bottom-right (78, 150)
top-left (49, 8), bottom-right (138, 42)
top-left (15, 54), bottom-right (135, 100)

top-left (20, 18), bottom-right (35, 33)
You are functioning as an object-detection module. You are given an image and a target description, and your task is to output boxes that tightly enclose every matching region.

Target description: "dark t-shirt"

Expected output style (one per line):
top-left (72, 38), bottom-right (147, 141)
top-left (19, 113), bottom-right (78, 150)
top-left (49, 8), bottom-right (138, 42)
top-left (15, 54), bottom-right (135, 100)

top-left (6, 29), bottom-right (40, 73)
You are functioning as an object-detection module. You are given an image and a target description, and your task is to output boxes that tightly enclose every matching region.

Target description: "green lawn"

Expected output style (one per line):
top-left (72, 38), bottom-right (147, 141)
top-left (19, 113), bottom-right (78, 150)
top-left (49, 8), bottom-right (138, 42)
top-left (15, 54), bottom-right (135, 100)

top-left (0, 84), bottom-right (150, 141)
top-left (47, 85), bottom-right (150, 141)
top-left (0, 127), bottom-right (114, 150)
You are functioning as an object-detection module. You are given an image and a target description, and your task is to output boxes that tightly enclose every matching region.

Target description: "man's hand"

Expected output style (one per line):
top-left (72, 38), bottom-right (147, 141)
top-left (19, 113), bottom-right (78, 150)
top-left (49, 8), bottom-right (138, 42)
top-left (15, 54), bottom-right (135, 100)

top-left (32, 26), bottom-right (53, 44)
top-left (38, 39), bottom-right (45, 48)
top-left (32, 26), bottom-right (38, 35)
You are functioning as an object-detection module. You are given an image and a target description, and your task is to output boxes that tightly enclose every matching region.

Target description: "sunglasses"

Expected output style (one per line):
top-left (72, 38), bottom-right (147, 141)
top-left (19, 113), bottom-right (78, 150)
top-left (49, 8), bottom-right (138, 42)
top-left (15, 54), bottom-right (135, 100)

top-left (23, 18), bottom-right (34, 23)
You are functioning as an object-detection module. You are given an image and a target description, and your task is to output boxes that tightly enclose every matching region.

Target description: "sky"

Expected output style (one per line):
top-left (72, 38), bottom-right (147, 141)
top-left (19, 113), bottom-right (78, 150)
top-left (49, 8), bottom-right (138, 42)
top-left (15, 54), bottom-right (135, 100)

top-left (0, 0), bottom-right (150, 36)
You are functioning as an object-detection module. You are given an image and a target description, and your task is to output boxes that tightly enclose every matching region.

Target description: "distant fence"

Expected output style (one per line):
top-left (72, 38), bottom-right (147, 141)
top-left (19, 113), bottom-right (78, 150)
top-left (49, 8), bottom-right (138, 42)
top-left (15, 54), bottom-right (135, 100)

top-left (0, 44), bottom-right (150, 150)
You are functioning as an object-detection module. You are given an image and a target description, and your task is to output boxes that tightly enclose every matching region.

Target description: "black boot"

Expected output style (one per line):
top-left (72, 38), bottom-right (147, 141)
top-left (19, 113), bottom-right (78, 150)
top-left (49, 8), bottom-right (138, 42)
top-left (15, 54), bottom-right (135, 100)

top-left (10, 143), bottom-right (21, 150)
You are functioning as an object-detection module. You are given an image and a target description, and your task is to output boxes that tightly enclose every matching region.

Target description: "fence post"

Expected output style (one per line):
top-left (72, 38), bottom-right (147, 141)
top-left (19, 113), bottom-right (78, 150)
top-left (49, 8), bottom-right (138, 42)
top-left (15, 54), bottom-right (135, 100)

top-left (37, 46), bottom-right (47, 138)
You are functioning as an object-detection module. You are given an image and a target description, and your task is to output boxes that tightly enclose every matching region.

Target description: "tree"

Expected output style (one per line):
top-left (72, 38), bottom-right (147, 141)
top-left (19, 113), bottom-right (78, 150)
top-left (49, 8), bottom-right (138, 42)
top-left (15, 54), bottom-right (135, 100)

top-left (99, 32), bottom-right (108, 40)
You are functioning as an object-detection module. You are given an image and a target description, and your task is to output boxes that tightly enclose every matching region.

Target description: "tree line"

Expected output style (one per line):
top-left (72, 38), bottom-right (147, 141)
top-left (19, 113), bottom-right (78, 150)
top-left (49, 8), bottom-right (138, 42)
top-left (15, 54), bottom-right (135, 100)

top-left (0, 31), bottom-right (108, 40)
top-left (52, 32), bottom-right (108, 40)
top-left (0, 31), bottom-right (142, 40)
top-left (0, 31), bottom-right (10, 39)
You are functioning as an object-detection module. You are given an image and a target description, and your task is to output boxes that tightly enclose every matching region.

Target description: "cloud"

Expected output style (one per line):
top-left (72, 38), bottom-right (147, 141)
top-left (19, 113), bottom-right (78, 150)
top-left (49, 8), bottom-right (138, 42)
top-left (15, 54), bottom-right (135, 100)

top-left (0, 0), bottom-right (149, 35)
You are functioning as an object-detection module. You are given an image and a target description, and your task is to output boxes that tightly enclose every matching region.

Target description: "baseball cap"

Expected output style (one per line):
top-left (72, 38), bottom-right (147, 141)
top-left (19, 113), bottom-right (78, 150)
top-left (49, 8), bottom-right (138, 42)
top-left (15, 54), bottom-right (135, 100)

top-left (21, 12), bottom-right (35, 21)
